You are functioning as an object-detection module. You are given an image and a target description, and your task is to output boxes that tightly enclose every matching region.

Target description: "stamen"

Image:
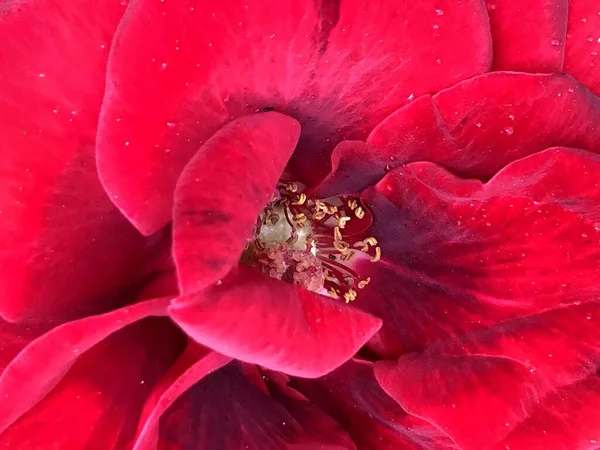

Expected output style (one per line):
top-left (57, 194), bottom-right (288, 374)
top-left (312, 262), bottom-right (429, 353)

top-left (354, 206), bottom-right (365, 219)
top-left (358, 277), bottom-right (371, 289)
top-left (370, 247), bottom-right (381, 262)
top-left (293, 193), bottom-right (307, 205)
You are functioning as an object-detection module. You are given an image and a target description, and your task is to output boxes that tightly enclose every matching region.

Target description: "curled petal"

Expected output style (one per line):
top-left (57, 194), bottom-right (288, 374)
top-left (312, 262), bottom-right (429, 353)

top-left (173, 112), bottom-right (300, 293)
top-left (169, 264), bottom-right (382, 378)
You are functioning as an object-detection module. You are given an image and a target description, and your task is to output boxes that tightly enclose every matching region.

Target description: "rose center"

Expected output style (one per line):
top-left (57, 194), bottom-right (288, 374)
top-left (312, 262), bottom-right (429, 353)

top-left (243, 182), bottom-right (381, 303)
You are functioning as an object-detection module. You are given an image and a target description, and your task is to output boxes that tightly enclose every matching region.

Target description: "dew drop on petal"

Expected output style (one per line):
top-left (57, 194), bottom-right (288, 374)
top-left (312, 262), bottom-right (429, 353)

top-left (504, 127), bottom-right (514, 135)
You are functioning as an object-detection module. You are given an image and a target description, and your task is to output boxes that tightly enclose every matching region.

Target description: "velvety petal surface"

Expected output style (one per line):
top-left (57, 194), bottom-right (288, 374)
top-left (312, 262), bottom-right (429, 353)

top-left (0, 0), bottom-right (149, 322)
top-left (97, 0), bottom-right (492, 234)
top-left (375, 300), bottom-right (600, 450)
top-left (0, 317), bottom-right (186, 449)
top-left (157, 362), bottom-right (352, 449)
top-left (173, 112), bottom-right (300, 293)
top-left (485, 0), bottom-right (568, 72)
top-left (133, 342), bottom-right (232, 450)
top-left (355, 147), bottom-right (600, 358)
top-left (564, 0), bottom-right (600, 96)
top-left (169, 264), bottom-right (382, 378)
top-left (293, 359), bottom-right (457, 450)
top-left (317, 72), bottom-right (600, 196)
top-left (0, 297), bottom-right (173, 434)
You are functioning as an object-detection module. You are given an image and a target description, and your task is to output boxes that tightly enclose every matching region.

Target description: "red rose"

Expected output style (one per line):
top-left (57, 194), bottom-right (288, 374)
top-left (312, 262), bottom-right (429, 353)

top-left (1, 0), bottom-right (600, 448)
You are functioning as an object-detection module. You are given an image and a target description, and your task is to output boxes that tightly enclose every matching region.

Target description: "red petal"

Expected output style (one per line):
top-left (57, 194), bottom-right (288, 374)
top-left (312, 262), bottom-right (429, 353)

top-left (157, 362), bottom-right (353, 449)
top-left (96, 0), bottom-right (492, 234)
top-left (169, 264), bottom-right (382, 378)
top-left (172, 112), bottom-right (300, 293)
top-left (375, 300), bottom-right (600, 450)
top-left (0, 0), bottom-right (149, 322)
top-left (324, 72), bottom-right (600, 194)
top-left (133, 342), bottom-right (231, 450)
top-left (356, 147), bottom-right (600, 357)
top-left (293, 359), bottom-right (456, 450)
top-left (0, 317), bottom-right (185, 449)
top-left (496, 373), bottom-right (600, 450)
top-left (564, 0), bottom-right (600, 96)
top-left (0, 319), bottom-right (48, 372)
top-left (485, 0), bottom-right (568, 72)
top-left (0, 297), bottom-right (172, 433)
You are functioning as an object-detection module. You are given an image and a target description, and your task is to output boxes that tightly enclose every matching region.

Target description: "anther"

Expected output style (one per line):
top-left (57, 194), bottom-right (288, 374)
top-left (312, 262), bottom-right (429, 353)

top-left (354, 206), bottom-right (365, 219)
top-left (353, 241), bottom-right (369, 252)
top-left (363, 237), bottom-right (378, 246)
top-left (328, 287), bottom-right (339, 299)
top-left (347, 199), bottom-right (358, 210)
top-left (343, 289), bottom-right (357, 303)
top-left (358, 277), bottom-right (371, 289)
top-left (370, 247), bottom-right (381, 262)
top-left (333, 226), bottom-right (343, 242)
top-left (337, 216), bottom-right (351, 229)
top-left (293, 193), bottom-right (307, 205)
top-left (286, 182), bottom-right (298, 193)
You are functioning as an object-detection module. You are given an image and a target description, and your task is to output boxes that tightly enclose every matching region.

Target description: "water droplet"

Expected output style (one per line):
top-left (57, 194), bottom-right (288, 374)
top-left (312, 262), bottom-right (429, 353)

top-left (508, 114), bottom-right (515, 120)
top-left (38, 73), bottom-right (46, 78)
top-left (269, 34), bottom-right (275, 39)
top-left (587, 36), bottom-right (594, 42)
top-left (124, 141), bottom-right (130, 146)
top-left (504, 127), bottom-right (514, 135)
top-left (435, 9), bottom-right (444, 15)
top-left (550, 39), bottom-right (561, 46)
top-left (436, 58), bottom-right (442, 64)
top-left (384, 164), bottom-right (392, 172)
top-left (161, 62), bottom-right (168, 70)
top-left (433, 24), bottom-right (440, 30)
top-left (581, 17), bottom-right (588, 23)
top-left (166, 121), bottom-right (176, 129)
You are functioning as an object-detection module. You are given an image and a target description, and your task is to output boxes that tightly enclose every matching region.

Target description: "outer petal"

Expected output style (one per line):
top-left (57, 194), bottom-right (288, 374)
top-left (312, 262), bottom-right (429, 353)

top-left (485, 0), bottom-right (568, 72)
top-left (564, 0), bottom-right (600, 96)
top-left (97, 0), bottom-right (492, 234)
top-left (157, 362), bottom-right (352, 449)
top-left (169, 264), bottom-right (382, 378)
top-left (318, 72), bottom-right (600, 196)
top-left (293, 359), bottom-right (457, 450)
top-left (0, 0), bottom-right (149, 322)
top-left (375, 300), bottom-right (600, 450)
top-left (0, 297), bottom-right (173, 434)
top-left (173, 112), bottom-right (300, 293)
top-left (133, 342), bottom-right (232, 450)
top-left (0, 317), bottom-right (185, 449)
top-left (356, 147), bottom-right (600, 357)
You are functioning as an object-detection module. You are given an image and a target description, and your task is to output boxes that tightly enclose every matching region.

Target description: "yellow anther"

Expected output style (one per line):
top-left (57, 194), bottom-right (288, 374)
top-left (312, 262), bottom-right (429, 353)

top-left (333, 226), bottom-right (343, 242)
top-left (370, 246), bottom-right (381, 262)
top-left (343, 289), bottom-right (357, 303)
top-left (328, 287), bottom-right (339, 299)
top-left (363, 236), bottom-right (378, 246)
top-left (312, 210), bottom-right (327, 221)
top-left (341, 250), bottom-right (355, 261)
top-left (337, 216), bottom-right (351, 229)
top-left (327, 205), bottom-right (338, 215)
top-left (353, 241), bottom-right (369, 252)
top-left (354, 206), bottom-right (365, 219)
top-left (333, 240), bottom-right (350, 253)
top-left (315, 200), bottom-right (328, 212)
top-left (294, 213), bottom-right (307, 224)
top-left (292, 193), bottom-right (306, 205)
top-left (347, 199), bottom-right (358, 210)
top-left (358, 277), bottom-right (371, 289)
top-left (286, 182), bottom-right (298, 193)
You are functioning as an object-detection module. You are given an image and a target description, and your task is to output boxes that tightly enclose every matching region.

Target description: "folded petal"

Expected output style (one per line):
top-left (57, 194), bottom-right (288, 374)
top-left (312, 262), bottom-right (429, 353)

top-left (485, 0), bottom-right (568, 72)
top-left (323, 72), bottom-right (600, 194)
top-left (0, 0), bottom-right (149, 322)
top-left (173, 112), bottom-right (300, 293)
top-left (0, 297), bottom-right (173, 433)
top-left (564, 0), bottom-right (600, 96)
top-left (157, 362), bottom-right (353, 449)
top-left (96, 0), bottom-right (492, 234)
top-left (133, 342), bottom-right (231, 450)
top-left (355, 147), bottom-right (600, 356)
top-left (0, 317), bottom-right (185, 449)
top-left (375, 300), bottom-right (600, 450)
top-left (169, 264), bottom-right (382, 378)
top-left (293, 359), bottom-right (457, 450)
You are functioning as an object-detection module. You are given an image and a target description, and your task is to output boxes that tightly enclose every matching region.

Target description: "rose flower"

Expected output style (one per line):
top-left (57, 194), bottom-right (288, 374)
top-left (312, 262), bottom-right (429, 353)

top-left (1, 0), bottom-right (600, 448)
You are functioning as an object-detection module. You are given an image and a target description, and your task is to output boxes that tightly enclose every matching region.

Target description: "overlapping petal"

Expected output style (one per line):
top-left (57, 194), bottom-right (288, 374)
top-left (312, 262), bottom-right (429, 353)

top-left (96, 0), bottom-right (492, 234)
top-left (0, 297), bottom-right (175, 434)
top-left (355, 147), bottom-right (600, 357)
top-left (318, 72), bottom-right (600, 196)
top-left (169, 265), bottom-right (381, 378)
top-left (0, 0), bottom-right (149, 322)
top-left (293, 359), bottom-right (457, 449)
top-left (157, 362), bottom-right (353, 449)
top-left (0, 317), bottom-right (185, 449)
top-left (173, 112), bottom-right (300, 293)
